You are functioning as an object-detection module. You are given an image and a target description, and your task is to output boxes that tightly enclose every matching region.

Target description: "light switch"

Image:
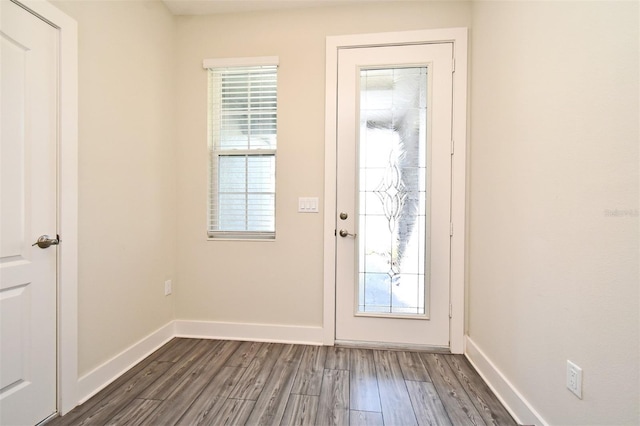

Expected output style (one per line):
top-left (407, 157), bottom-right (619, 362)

top-left (298, 197), bottom-right (319, 213)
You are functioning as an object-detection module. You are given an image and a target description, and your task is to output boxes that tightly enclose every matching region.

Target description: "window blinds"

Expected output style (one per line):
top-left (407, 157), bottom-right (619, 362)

top-left (207, 61), bottom-right (278, 239)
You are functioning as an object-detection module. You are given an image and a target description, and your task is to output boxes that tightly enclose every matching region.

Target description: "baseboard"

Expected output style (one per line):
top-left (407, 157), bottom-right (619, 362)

top-left (76, 321), bottom-right (175, 405)
top-left (75, 320), bottom-right (322, 409)
top-left (465, 336), bottom-right (548, 426)
top-left (174, 319), bottom-right (324, 345)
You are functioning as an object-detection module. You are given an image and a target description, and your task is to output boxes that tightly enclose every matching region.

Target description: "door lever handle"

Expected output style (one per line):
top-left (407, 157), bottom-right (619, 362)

top-left (338, 229), bottom-right (357, 238)
top-left (32, 234), bottom-right (60, 249)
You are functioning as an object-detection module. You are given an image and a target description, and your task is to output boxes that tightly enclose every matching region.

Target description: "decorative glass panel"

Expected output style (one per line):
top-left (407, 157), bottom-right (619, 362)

top-left (357, 67), bottom-right (428, 316)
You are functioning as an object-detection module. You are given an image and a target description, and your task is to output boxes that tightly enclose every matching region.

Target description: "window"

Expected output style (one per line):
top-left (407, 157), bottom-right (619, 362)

top-left (204, 57), bottom-right (278, 239)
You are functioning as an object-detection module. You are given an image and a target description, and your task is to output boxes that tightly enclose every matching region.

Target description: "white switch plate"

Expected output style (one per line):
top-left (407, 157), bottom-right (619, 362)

top-left (164, 280), bottom-right (172, 296)
top-left (567, 360), bottom-right (582, 399)
top-left (298, 197), bottom-right (319, 213)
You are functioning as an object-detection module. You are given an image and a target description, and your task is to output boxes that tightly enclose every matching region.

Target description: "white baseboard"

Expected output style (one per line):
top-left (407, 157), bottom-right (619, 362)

top-left (174, 320), bottom-right (324, 345)
top-left (74, 320), bottom-right (323, 409)
top-left (465, 336), bottom-right (548, 426)
top-left (76, 321), bottom-right (175, 405)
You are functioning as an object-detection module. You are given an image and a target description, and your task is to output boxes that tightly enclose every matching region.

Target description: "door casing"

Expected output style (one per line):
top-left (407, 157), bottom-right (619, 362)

top-left (9, 0), bottom-right (79, 415)
top-left (323, 28), bottom-right (468, 353)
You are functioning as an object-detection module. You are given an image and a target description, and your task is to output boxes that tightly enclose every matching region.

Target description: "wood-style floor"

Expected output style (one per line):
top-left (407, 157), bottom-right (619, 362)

top-left (50, 338), bottom-right (517, 426)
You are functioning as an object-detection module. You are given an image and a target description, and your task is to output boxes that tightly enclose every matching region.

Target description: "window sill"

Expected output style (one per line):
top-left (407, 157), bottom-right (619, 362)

top-left (206, 237), bottom-right (276, 242)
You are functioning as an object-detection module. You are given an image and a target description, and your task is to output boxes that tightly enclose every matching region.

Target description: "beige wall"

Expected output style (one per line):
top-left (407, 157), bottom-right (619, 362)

top-left (469, 1), bottom-right (639, 424)
top-left (52, 0), bottom-right (177, 376)
top-left (46, 0), bottom-right (639, 423)
top-left (173, 2), bottom-right (472, 324)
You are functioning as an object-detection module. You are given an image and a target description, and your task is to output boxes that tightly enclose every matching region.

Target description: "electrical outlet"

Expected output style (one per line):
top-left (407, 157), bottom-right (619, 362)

top-left (566, 360), bottom-right (582, 399)
top-left (164, 279), bottom-right (172, 296)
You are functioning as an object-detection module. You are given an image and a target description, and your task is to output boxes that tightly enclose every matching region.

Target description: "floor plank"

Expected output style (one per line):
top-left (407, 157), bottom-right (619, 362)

top-left (349, 348), bottom-right (381, 412)
top-left (53, 339), bottom-right (516, 426)
top-left (153, 337), bottom-right (200, 363)
top-left (246, 344), bottom-right (305, 425)
top-left (350, 410), bottom-right (384, 426)
top-left (420, 353), bottom-right (487, 426)
top-left (316, 369), bottom-right (350, 426)
top-left (445, 355), bottom-right (517, 426)
top-left (291, 345), bottom-right (326, 396)
top-left (325, 346), bottom-right (349, 370)
top-left (281, 394), bottom-right (319, 426)
top-left (138, 339), bottom-right (216, 400)
top-left (225, 340), bottom-right (264, 368)
top-left (104, 399), bottom-right (160, 426)
top-left (397, 351), bottom-right (432, 382)
top-left (177, 366), bottom-right (246, 424)
top-left (229, 342), bottom-right (284, 400)
top-left (405, 380), bottom-right (453, 426)
top-left (142, 340), bottom-right (241, 424)
top-left (374, 350), bottom-right (418, 426)
top-left (210, 399), bottom-right (256, 426)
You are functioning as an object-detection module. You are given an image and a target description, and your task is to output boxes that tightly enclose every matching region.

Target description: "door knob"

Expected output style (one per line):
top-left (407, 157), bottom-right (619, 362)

top-left (339, 229), bottom-right (357, 238)
top-left (32, 234), bottom-right (60, 249)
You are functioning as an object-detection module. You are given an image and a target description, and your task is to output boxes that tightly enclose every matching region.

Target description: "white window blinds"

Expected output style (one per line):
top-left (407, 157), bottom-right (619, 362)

top-left (206, 59), bottom-right (278, 239)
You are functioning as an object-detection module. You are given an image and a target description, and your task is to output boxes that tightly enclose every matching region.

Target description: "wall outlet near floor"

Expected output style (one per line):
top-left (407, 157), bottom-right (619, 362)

top-left (566, 360), bottom-right (583, 399)
top-left (164, 279), bottom-right (172, 296)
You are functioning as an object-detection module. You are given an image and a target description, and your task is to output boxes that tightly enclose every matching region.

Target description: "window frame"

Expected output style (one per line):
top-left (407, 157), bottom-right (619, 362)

top-left (204, 56), bottom-right (279, 241)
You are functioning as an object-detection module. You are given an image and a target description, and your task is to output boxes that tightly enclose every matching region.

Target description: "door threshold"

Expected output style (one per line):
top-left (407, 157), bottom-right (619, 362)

top-left (334, 339), bottom-right (451, 354)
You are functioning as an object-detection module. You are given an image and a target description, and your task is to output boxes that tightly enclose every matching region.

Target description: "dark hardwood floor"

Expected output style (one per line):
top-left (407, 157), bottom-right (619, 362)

top-left (50, 338), bottom-right (517, 425)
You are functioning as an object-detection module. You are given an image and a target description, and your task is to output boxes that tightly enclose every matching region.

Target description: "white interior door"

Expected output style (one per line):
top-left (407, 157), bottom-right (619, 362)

top-left (1, 1), bottom-right (59, 424)
top-left (335, 43), bottom-right (453, 348)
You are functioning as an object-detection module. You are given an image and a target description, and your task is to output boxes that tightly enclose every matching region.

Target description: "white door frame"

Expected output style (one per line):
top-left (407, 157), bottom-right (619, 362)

top-left (323, 28), bottom-right (467, 353)
top-left (11, 0), bottom-right (79, 414)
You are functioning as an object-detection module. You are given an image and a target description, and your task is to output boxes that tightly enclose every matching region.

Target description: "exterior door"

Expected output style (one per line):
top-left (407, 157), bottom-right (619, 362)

top-left (335, 43), bottom-right (453, 347)
top-left (1, 1), bottom-right (59, 424)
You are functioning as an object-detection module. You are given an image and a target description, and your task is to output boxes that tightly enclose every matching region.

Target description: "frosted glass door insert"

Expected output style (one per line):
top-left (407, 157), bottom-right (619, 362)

top-left (358, 67), bottom-right (429, 317)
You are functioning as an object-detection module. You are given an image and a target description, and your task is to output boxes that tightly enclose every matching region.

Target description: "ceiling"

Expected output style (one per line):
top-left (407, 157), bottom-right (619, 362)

top-left (162, 0), bottom-right (405, 15)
